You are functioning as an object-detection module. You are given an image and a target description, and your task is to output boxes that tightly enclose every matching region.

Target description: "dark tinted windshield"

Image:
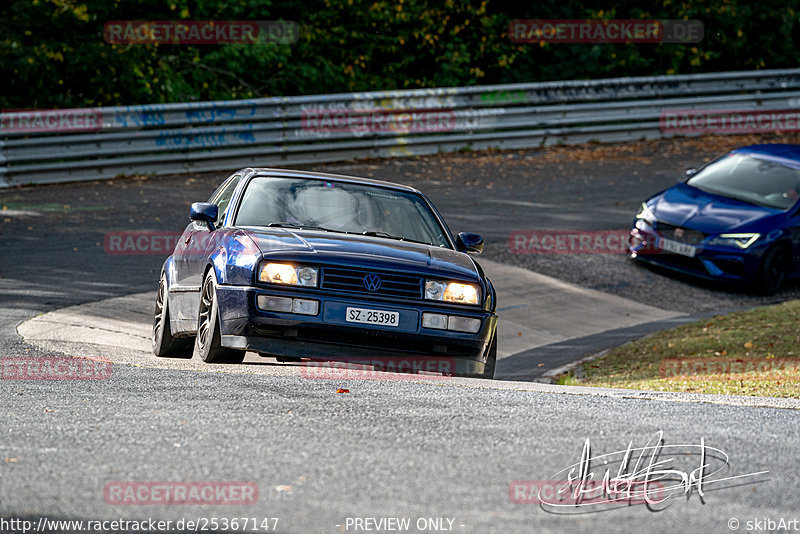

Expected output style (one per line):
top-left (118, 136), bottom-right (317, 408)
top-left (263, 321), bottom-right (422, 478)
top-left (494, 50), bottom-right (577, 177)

top-left (235, 176), bottom-right (451, 247)
top-left (686, 153), bottom-right (800, 209)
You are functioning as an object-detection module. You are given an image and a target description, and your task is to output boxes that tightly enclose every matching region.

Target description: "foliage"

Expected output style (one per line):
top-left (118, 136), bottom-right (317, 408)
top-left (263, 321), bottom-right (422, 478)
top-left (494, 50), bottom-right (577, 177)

top-left (1, 0), bottom-right (798, 108)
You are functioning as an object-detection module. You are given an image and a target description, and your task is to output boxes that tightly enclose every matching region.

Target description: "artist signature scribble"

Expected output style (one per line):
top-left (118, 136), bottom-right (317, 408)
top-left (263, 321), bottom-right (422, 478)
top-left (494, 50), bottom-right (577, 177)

top-left (537, 430), bottom-right (768, 513)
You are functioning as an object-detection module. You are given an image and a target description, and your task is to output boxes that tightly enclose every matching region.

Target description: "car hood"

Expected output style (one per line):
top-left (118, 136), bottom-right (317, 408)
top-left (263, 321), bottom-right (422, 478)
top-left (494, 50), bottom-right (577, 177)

top-left (650, 183), bottom-right (782, 234)
top-left (239, 227), bottom-right (480, 280)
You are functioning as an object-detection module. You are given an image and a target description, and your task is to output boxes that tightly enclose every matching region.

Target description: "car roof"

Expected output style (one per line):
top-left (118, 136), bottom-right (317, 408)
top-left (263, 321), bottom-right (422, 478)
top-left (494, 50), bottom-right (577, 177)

top-left (238, 167), bottom-right (422, 194)
top-left (733, 144), bottom-right (800, 169)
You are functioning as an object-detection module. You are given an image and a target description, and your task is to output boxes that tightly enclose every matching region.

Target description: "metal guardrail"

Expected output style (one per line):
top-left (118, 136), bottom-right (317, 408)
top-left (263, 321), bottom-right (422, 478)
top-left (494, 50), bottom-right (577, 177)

top-left (2, 68), bottom-right (800, 187)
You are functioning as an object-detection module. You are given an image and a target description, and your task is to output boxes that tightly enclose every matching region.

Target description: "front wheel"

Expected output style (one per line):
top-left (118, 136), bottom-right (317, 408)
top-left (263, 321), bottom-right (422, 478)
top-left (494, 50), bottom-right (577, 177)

top-left (194, 271), bottom-right (246, 364)
top-left (757, 245), bottom-right (790, 296)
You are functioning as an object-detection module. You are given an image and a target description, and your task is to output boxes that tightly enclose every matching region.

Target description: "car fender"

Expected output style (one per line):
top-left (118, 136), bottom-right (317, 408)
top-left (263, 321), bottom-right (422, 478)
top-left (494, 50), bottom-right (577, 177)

top-left (468, 258), bottom-right (495, 313)
top-left (162, 256), bottom-right (178, 288)
top-left (207, 230), bottom-right (261, 286)
top-left (745, 227), bottom-right (792, 263)
top-left (158, 256), bottom-right (188, 334)
top-left (486, 277), bottom-right (497, 313)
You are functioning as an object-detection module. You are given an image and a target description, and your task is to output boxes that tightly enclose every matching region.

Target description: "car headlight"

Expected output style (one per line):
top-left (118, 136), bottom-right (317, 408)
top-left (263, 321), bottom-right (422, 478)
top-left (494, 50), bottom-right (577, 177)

top-left (707, 233), bottom-right (761, 249)
top-left (635, 202), bottom-right (656, 224)
top-left (425, 280), bottom-right (481, 305)
top-left (258, 263), bottom-right (319, 286)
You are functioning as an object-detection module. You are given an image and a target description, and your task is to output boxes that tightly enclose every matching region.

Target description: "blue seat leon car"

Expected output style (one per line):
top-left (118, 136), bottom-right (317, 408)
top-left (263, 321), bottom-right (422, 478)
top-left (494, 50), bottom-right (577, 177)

top-left (152, 168), bottom-right (498, 379)
top-left (628, 144), bottom-right (800, 295)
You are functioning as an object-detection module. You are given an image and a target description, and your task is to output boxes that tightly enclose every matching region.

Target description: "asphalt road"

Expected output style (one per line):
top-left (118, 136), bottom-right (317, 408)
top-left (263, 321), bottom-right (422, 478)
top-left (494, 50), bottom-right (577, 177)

top-left (2, 134), bottom-right (800, 533)
top-left (2, 363), bottom-right (798, 533)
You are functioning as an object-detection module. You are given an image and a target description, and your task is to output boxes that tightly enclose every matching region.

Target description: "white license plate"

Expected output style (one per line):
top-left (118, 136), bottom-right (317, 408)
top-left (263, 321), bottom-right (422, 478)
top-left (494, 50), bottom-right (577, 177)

top-left (345, 307), bottom-right (400, 327)
top-left (659, 237), bottom-right (696, 257)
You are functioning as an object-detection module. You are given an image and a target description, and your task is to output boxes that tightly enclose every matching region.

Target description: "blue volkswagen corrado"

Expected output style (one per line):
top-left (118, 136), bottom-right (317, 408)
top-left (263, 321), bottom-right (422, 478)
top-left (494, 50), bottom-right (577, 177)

top-left (628, 144), bottom-right (800, 295)
top-left (152, 168), bottom-right (498, 378)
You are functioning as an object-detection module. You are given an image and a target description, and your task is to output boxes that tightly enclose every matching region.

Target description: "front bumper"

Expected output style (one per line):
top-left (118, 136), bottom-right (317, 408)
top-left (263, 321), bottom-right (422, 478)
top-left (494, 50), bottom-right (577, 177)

top-left (215, 285), bottom-right (497, 375)
top-left (627, 227), bottom-right (765, 282)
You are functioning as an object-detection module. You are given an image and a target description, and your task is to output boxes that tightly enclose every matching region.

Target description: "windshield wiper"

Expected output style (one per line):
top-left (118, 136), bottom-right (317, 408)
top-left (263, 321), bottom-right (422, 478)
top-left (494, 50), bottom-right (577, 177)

top-left (268, 224), bottom-right (432, 244)
top-left (361, 231), bottom-right (431, 246)
top-left (268, 222), bottom-right (352, 234)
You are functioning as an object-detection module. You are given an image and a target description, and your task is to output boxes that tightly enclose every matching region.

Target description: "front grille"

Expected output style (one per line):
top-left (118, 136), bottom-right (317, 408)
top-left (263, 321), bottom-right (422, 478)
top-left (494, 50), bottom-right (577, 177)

top-left (321, 266), bottom-right (423, 299)
top-left (657, 253), bottom-right (707, 274)
top-left (655, 221), bottom-right (707, 245)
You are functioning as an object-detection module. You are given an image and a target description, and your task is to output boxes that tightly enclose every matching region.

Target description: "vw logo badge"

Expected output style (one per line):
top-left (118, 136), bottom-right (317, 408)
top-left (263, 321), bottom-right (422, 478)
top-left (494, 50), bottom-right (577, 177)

top-left (363, 274), bottom-right (382, 291)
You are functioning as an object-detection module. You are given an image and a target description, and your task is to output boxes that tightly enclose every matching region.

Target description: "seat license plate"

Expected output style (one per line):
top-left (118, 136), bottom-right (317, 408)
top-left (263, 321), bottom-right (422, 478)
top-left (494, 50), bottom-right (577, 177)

top-left (659, 237), bottom-right (696, 257)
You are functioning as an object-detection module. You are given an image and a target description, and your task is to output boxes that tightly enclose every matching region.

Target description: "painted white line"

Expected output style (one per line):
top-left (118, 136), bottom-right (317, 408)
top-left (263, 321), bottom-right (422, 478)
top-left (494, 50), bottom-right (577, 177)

top-left (18, 260), bottom-right (682, 364)
top-left (479, 259), bottom-right (684, 358)
top-left (444, 379), bottom-right (800, 410)
top-left (536, 349), bottom-right (610, 381)
top-left (13, 249), bottom-right (792, 411)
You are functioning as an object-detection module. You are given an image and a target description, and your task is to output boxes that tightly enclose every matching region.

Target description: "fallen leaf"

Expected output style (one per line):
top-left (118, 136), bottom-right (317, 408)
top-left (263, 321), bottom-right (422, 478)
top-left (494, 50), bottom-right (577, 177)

top-left (336, 388), bottom-right (349, 394)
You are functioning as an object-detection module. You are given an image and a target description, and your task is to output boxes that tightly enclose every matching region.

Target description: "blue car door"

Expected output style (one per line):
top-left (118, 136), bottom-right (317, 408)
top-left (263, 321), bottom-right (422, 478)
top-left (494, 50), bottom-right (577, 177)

top-left (174, 173), bottom-right (243, 325)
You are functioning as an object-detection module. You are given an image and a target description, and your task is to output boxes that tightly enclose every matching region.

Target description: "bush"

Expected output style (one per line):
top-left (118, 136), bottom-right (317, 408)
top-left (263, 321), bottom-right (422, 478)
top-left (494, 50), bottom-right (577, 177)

top-left (1, 0), bottom-right (798, 108)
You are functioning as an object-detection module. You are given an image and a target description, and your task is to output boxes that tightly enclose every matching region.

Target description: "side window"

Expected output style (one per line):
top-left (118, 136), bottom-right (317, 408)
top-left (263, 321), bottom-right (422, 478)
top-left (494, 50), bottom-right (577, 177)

top-left (208, 174), bottom-right (242, 228)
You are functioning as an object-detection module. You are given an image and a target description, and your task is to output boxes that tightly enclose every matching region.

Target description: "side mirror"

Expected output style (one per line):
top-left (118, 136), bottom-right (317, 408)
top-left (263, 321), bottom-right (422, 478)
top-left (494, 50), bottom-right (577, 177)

top-left (456, 232), bottom-right (484, 254)
top-left (684, 168), bottom-right (698, 178)
top-left (190, 202), bottom-right (218, 230)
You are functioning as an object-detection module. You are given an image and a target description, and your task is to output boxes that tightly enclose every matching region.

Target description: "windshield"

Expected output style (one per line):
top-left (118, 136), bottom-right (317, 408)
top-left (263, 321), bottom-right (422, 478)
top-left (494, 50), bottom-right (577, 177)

top-left (686, 153), bottom-right (800, 209)
top-left (234, 176), bottom-right (451, 247)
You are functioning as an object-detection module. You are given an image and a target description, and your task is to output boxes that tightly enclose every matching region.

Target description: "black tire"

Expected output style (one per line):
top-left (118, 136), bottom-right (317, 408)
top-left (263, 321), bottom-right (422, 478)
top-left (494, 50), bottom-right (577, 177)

top-left (194, 270), bottom-right (246, 364)
top-left (479, 335), bottom-right (497, 380)
top-left (757, 245), bottom-right (790, 296)
top-left (153, 274), bottom-right (192, 358)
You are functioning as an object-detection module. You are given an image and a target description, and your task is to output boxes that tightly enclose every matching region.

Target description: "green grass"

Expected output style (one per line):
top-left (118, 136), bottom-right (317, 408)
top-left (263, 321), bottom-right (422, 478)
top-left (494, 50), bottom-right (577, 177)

top-left (573, 300), bottom-right (800, 398)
